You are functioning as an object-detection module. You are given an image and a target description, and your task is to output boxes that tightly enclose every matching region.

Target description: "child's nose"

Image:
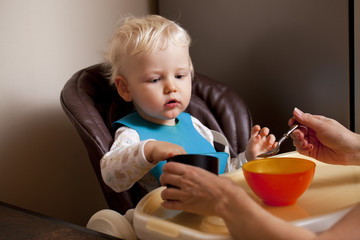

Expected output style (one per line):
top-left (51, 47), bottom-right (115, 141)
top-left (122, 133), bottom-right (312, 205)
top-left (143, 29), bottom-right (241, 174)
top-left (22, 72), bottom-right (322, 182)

top-left (164, 79), bottom-right (177, 94)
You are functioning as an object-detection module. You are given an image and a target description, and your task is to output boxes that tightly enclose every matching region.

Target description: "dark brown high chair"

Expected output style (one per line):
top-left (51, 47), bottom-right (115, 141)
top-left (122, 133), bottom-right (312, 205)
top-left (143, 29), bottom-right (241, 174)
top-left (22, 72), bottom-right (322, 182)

top-left (60, 64), bottom-right (252, 214)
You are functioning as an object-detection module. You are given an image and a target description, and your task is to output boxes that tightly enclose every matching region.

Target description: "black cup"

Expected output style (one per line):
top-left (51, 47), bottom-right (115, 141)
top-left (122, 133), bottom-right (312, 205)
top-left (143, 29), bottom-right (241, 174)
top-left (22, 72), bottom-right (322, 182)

top-left (166, 154), bottom-right (219, 188)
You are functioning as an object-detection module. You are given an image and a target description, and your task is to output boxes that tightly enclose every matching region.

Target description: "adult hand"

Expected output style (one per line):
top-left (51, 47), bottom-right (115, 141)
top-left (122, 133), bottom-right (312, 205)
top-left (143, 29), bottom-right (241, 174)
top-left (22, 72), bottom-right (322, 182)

top-left (289, 108), bottom-right (360, 165)
top-left (160, 161), bottom-right (239, 216)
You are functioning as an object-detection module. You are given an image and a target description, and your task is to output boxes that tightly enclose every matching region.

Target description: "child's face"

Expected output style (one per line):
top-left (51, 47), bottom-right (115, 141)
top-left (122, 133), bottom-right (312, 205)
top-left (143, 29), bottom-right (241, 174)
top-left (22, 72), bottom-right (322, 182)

top-left (116, 43), bottom-right (192, 126)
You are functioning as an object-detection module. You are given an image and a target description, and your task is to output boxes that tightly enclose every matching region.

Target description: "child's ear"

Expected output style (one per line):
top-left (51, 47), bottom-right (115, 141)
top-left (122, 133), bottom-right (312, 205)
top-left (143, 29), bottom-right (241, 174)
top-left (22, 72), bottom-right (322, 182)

top-left (114, 75), bottom-right (132, 102)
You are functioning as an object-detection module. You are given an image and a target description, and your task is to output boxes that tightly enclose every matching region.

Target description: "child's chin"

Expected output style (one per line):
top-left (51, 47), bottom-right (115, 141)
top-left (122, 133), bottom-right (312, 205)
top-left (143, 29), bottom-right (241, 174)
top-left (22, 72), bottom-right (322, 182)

top-left (163, 110), bottom-right (181, 119)
top-left (167, 114), bottom-right (181, 121)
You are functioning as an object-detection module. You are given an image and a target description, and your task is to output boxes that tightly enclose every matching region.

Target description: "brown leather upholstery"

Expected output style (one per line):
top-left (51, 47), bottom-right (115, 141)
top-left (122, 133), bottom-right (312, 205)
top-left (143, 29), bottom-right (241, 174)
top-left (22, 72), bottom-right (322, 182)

top-left (60, 64), bottom-right (252, 214)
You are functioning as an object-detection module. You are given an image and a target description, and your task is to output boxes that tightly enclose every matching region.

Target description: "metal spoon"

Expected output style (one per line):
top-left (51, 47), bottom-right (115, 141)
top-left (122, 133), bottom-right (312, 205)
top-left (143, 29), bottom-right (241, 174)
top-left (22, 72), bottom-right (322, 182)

top-left (257, 124), bottom-right (299, 158)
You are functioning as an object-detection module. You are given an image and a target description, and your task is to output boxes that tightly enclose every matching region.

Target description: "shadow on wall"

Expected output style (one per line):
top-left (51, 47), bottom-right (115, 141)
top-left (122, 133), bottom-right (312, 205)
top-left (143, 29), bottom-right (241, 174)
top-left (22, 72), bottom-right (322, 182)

top-left (0, 106), bottom-right (108, 226)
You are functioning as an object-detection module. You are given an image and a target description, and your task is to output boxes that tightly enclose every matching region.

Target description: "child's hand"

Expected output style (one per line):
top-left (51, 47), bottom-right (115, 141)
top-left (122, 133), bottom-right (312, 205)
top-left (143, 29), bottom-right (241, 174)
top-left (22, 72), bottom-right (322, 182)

top-left (144, 141), bottom-right (187, 163)
top-left (245, 125), bottom-right (277, 161)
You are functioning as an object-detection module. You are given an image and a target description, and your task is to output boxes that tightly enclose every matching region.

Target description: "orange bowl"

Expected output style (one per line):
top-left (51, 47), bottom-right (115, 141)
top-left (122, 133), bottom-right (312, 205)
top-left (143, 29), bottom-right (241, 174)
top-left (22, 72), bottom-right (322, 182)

top-left (242, 157), bottom-right (316, 206)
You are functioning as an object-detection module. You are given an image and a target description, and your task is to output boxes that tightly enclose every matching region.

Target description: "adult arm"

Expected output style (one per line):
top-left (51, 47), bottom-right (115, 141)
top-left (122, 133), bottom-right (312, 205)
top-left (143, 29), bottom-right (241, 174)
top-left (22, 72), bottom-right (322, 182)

top-left (160, 162), bottom-right (360, 240)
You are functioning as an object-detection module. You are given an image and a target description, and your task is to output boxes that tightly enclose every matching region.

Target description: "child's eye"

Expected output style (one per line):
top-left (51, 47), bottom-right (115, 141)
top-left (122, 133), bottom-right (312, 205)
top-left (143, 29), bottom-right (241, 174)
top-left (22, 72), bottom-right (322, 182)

top-left (175, 75), bottom-right (184, 79)
top-left (150, 78), bottom-right (160, 83)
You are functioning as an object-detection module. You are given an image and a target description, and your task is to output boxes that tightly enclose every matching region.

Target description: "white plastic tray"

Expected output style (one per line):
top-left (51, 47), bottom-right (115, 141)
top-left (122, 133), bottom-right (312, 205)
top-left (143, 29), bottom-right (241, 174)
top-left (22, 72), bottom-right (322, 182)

top-left (133, 152), bottom-right (360, 239)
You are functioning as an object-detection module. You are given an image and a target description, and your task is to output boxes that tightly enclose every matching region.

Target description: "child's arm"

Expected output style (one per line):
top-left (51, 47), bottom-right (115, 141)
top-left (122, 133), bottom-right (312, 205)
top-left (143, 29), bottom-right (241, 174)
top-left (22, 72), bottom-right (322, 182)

top-left (100, 127), bottom-right (185, 192)
top-left (100, 127), bottom-right (154, 192)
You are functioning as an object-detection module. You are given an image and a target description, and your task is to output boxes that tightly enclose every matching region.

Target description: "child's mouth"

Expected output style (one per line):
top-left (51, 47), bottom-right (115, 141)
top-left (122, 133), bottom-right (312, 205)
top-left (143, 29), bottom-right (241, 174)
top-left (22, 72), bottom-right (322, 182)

top-left (165, 100), bottom-right (178, 107)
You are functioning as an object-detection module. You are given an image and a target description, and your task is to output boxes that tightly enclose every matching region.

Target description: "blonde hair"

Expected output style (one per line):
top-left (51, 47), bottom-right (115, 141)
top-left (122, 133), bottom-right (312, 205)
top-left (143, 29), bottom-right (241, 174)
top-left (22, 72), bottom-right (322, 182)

top-left (105, 15), bottom-right (193, 84)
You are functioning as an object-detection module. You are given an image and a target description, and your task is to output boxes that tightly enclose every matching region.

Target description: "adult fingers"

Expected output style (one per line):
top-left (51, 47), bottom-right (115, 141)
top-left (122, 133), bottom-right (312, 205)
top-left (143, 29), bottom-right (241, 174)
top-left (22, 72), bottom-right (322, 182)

top-left (161, 199), bottom-right (184, 210)
top-left (160, 162), bottom-right (208, 187)
top-left (292, 108), bottom-right (326, 131)
top-left (162, 162), bottom-right (188, 175)
top-left (290, 128), bottom-right (307, 141)
top-left (161, 187), bottom-right (190, 202)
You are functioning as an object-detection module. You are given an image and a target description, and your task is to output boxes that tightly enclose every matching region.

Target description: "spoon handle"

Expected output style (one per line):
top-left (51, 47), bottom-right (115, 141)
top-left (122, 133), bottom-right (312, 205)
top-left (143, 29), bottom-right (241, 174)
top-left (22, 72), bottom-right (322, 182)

top-left (278, 124), bottom-right (299, 145)
top-left (285, 124), bottom-right (299, 137)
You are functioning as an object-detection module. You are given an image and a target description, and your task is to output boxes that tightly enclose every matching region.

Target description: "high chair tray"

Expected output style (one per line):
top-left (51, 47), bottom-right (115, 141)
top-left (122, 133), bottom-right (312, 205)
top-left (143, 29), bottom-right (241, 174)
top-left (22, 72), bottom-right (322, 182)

top-left (133, 152), bottom-right (360, 240)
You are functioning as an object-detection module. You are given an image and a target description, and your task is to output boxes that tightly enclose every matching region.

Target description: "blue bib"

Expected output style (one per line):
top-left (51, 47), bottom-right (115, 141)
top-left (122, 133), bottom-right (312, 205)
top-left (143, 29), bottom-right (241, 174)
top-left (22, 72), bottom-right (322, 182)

top-left (113, 112), bottom-right (228, 181)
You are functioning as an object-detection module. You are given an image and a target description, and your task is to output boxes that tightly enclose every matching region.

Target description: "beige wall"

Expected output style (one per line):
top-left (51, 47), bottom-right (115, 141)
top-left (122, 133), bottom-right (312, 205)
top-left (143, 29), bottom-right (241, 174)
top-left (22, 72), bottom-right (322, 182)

top-left (0, 0), bottom-right (156, 226)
